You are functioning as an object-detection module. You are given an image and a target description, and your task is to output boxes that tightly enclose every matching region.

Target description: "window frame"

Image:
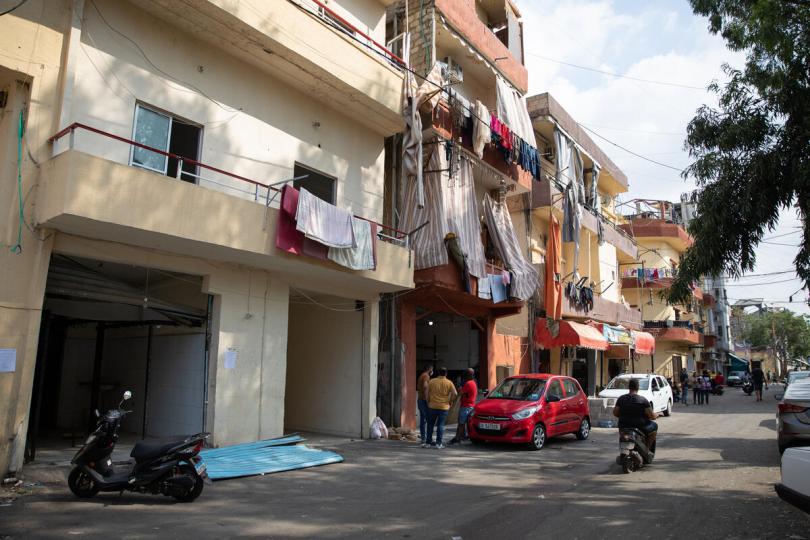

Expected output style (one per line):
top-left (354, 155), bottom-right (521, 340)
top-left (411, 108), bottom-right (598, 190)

top-left (129, 103), bottom-right (203, 182)
top-left (293, 162), bottom-right (337, 204)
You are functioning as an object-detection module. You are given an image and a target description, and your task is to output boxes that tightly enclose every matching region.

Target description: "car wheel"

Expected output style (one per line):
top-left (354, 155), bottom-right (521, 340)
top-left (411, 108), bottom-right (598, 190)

top-left (575, 417), bottom-right (590, 440)
top-left (528, 424), bottom-right (546, 451)
top-left (663, 400), bottom-right (672, 417)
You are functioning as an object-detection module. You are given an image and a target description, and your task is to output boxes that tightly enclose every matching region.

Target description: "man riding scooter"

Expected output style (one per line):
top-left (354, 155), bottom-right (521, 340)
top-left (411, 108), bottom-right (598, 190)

top-left (613, 378), bottom-right (660, 456)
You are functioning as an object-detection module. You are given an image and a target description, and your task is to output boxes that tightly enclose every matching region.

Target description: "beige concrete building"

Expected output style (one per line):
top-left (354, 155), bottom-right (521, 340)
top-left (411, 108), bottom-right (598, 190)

top-left (0, 0), bottom-right (413, 475)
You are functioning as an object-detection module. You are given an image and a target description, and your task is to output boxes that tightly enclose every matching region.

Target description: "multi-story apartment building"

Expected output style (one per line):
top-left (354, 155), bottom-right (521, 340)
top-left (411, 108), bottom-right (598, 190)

top-left (0, 0), bottom-right (414, 475)
top-left (381, 0), bottom-right (539, 428)
top-left (526, 93), bottom-right (648, 395)
top-left (619, 200), bottom-right (707, 378)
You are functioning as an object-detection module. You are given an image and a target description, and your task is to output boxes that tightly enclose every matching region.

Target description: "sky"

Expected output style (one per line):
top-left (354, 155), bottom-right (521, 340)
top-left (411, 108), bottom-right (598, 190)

top-left (518, 0), bottom-right (809, 316)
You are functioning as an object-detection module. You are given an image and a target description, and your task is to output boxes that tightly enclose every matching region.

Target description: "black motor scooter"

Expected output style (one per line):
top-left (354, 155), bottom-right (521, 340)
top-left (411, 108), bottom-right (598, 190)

top-left (68, 391), bottom-right (210, 502)
top-left (742, 381), bottom-right (754, 395)
top-left (616, 428), bottom-right (655, 474)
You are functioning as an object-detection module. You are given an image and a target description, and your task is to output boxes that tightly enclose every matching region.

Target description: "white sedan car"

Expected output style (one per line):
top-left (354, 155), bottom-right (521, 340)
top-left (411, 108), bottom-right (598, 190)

top-left (599, 374), bottom-right (674, 417)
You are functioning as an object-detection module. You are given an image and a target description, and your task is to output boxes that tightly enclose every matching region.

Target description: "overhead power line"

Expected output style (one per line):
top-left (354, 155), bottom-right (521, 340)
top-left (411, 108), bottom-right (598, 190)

top-left (579, 124), bottom-right (687, 173)
top-left (725, 277), bottom-right (802, 287)
top-left (525, 52), bottom-right (708, 91)
top-left (0, 0), bottom-right (29, 16)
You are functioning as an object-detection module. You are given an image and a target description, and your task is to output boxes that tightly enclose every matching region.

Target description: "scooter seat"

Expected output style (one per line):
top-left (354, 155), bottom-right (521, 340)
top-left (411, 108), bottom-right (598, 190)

top-left (131, 436), bottom-right (190, 462)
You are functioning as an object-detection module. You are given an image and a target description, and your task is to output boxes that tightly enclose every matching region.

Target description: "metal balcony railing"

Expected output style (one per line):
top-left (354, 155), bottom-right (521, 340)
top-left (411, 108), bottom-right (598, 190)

top-left (48, 122), bottom-right (410, 246)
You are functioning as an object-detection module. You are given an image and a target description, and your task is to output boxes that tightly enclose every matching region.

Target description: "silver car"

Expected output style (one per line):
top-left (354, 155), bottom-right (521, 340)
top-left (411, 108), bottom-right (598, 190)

top-left (777, 378), bottom-right (810, 453)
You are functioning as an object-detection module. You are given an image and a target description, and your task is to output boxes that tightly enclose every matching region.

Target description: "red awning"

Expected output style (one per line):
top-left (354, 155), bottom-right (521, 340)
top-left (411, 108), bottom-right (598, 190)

top-left (535, 319), bottom-right (609, 351)
top-left (631, 330), bottom-right (656, 355)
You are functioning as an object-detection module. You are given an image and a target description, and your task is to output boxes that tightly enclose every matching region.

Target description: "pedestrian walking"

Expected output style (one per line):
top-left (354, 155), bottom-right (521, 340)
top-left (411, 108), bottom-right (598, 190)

top-left (702, 370), bottom-right (711, 405)
top-left (691, 372), bottom-right (701, 404)
top-left (751, 365), bottom-right (765, 402)
top-left (417, 365), bottom-right (433, 444)
top-left (449, 368), bottom-right (477, 445)
top-left (423, 367), bottom-right (457, 449)
top-left (679, 368), bottom-right (689, 406)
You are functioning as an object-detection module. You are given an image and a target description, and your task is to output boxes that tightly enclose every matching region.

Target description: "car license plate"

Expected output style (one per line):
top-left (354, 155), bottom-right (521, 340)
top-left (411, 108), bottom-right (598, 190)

top-left (478, 422), bottom-right (500, 430)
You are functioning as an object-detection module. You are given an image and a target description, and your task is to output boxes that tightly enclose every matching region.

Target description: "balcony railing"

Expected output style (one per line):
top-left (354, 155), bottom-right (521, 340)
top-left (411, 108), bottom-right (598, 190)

top-left (48, 122), bottom-right (409, 246)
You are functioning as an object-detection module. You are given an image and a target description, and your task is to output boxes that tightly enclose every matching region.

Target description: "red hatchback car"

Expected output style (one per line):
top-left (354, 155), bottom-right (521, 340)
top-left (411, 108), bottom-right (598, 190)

top-left (468, 374), bottom-right (590, 450)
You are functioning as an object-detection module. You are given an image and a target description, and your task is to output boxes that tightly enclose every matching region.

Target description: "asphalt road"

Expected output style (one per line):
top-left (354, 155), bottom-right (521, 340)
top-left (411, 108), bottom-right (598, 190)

top-left (1, 385), bottom-right (808, 539)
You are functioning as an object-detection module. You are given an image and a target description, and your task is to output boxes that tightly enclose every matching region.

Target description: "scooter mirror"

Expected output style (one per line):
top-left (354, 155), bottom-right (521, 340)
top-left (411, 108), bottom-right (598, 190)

top-left (94, 409), bottom-right (100, 418)
top-left (123, 391), bottom-right (132, 401)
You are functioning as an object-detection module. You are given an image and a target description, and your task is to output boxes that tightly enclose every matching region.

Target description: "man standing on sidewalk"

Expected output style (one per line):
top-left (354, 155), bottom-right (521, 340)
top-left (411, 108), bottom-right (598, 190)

top-left (417, 365), bottom-right (433, 444)
top-left (423, 367), bottom-right (457, 449)
top-left (449, 368), bottom-right (477, 445)
top-left (679, 368), bottom-right (689, 406)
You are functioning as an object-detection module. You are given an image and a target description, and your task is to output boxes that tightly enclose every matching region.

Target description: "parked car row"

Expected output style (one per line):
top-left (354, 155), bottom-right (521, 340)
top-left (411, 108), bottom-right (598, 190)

top-left (467, 373), bottom-right (672, 451)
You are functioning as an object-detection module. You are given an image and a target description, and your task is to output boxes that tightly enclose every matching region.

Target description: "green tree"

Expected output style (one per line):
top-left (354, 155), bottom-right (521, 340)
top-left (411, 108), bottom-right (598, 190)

top-left (668, 0), bottom-right (810, 304)
top-left (741, 310), bottom-right (810, 374)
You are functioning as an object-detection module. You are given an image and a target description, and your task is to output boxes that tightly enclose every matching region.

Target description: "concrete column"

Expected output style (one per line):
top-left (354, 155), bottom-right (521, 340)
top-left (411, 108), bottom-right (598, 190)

top-left (360, 300), bottom-right (379, 438)
top-left (397, 300), bottom-right (416, 429)
top-left (205, 271), bottom-right (289, 447)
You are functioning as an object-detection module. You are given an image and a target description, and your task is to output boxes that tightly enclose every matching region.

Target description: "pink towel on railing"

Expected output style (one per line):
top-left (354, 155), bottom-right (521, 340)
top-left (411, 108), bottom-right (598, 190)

top-left (275, 185), bottom-right (327, 260)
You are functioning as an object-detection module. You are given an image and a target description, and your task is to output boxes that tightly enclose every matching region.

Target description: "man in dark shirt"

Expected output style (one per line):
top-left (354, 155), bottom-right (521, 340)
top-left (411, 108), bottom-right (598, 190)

top-left (751, 366), bottom-right (765, 402)
top-left (612, 378), bottom-right (659, 451)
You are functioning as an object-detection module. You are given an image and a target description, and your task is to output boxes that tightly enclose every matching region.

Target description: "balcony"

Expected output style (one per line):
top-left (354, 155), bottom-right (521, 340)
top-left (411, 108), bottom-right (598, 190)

top-left (429, 101), bottom-right (531, 194)
top-left (531, 177), bottom-right (638, 259)
top-left (619, 218), bottom-right (692, 252)
top-left (413, 263), bottom-right (523, 318)
top-left (562, 294), bottom-right (643, 329)
top-left (433, 0), bottom-right (527, 93)
top-left (128, 0), bottom-right (405, 136)
top-left (38, 125), bottom-right (414, 297)
top-left (704, 335), bottom-right (717, 348)
top-left (643, 320), bottom-right (702, 345)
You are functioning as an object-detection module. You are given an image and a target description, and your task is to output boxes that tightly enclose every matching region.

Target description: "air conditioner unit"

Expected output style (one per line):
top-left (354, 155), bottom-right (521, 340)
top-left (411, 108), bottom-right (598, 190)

top-left (439, 56), bottom-right (464, 84)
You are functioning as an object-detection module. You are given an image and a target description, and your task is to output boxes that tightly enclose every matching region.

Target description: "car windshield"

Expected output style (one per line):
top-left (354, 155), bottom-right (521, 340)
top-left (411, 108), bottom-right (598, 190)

top-left (788, 372), bottom-right (810, 383)
top-left (606, 377), bottom-right (650, 391)
top-left (489, 378), bottom-right (546, 401)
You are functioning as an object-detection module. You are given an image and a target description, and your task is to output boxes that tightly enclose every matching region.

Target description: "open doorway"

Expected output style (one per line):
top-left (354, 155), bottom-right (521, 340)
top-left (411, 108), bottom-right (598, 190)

top-left (416, 312), bottom-right (481, 389)
top-left (25, 255), bottom-right (210, 463)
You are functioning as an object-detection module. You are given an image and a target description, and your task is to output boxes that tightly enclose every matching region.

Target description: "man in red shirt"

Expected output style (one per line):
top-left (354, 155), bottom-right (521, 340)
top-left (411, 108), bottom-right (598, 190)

top-left (450, 368), bottom-right (477, 445)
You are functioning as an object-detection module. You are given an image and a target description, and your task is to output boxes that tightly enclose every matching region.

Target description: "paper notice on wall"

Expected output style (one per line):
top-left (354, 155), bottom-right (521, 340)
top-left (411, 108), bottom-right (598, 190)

top-left (0, 349), bottom-right (16, 372)
top-left (224, 348), bottom-right (238, 369)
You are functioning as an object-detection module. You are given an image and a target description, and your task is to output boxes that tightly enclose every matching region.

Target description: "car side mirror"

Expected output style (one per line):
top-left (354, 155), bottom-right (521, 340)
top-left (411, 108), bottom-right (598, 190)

top-left (546, 395), bottom-right (560, 403)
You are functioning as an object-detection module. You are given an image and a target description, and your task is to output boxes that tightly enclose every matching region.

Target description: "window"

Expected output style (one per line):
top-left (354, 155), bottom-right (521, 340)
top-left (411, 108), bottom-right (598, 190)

top-left (130, 104), bottom-right (201, 183)
top-left (546, 380), bottom-right (563, 400)
top-left (563, 379), bottom-right (579, 398)
top-left (489, 378), bottom-right (545, 401)
top-left (293, 163), bottom-right (336, 204)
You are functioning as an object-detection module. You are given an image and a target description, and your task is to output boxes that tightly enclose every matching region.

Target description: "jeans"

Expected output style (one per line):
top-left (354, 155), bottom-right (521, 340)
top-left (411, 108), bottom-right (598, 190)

top-left (426, 408), bottom-right (449, 446)
top-left (418, 399), bottom-right (429, 441)
top-left (693, 387), bottom-right (700, 404)
top-left (682, 386), bottom-right (689, 404)
top-left (704, 389), bottom-right (709, 405)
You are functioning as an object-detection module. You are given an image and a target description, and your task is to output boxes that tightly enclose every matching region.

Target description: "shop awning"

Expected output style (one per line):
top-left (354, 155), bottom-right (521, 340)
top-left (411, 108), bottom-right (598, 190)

top-left (631, 331), bottom-right (656, 355)
top-left (535, 319), bottom-right (609, 351)
top-left (728, 353), bottom-right (749, 371)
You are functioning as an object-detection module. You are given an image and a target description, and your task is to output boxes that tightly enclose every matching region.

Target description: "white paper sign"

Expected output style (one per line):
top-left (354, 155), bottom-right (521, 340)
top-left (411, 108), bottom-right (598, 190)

top-left (224, 348), bottom-right (238, 369)
top-left (0, 349), bottom-right (16, 373)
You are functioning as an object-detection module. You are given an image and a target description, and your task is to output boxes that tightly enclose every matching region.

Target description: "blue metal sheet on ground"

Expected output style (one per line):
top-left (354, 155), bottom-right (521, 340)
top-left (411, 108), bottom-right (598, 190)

top-left (200, 438), bottom-right (343, 480)
top-left (200, 435), bottom-right (304, 460)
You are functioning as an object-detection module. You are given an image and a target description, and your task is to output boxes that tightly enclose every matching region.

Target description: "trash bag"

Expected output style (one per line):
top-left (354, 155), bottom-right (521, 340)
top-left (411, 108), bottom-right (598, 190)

top-left (369, 417), bottom-right (388, 440)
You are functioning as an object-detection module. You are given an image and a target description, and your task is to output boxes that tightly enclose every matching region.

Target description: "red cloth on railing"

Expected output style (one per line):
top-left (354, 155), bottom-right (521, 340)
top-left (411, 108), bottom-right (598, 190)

top-left (275, 184), bottom-right (327, 260)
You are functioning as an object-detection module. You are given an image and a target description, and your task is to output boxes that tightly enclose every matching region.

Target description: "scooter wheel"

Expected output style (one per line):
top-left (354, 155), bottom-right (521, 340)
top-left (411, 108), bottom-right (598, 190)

top-left (68, 467), bottom-right (99, 498)
top-left (172, 464), bottom-right (204, 503)
top-left (621, 455), bottom-right (637, 474)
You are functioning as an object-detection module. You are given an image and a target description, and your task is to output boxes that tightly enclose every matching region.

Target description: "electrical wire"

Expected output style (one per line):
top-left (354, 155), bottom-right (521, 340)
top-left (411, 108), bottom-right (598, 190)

top-left (0, 0), bottom-right (28, 17)
top-left (579, 124), bottom-right (687, 173)
top-left (725, 277), bottom-right (803, 287)
top-left (524, 52), bottom-right (707, 91)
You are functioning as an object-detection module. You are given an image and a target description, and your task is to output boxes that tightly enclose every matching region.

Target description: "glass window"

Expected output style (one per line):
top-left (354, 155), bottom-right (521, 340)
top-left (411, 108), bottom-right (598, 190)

top-left (131, 106), bottom-right (170, 173)
top-left (563, 379), bottom-right (579, 398)
top-left (606, 377), bottom-right (650, 391)
top-left (294, 163), bottom-right (336, 204)
top-left (488, 378), bottom-right (546, 401)
top-left (546, 380), bottom-right (563, 400)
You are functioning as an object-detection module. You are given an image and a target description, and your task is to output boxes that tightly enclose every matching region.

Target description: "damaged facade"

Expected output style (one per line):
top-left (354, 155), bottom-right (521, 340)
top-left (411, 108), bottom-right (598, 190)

top-left (0, 0), bottom-right (412, 475)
